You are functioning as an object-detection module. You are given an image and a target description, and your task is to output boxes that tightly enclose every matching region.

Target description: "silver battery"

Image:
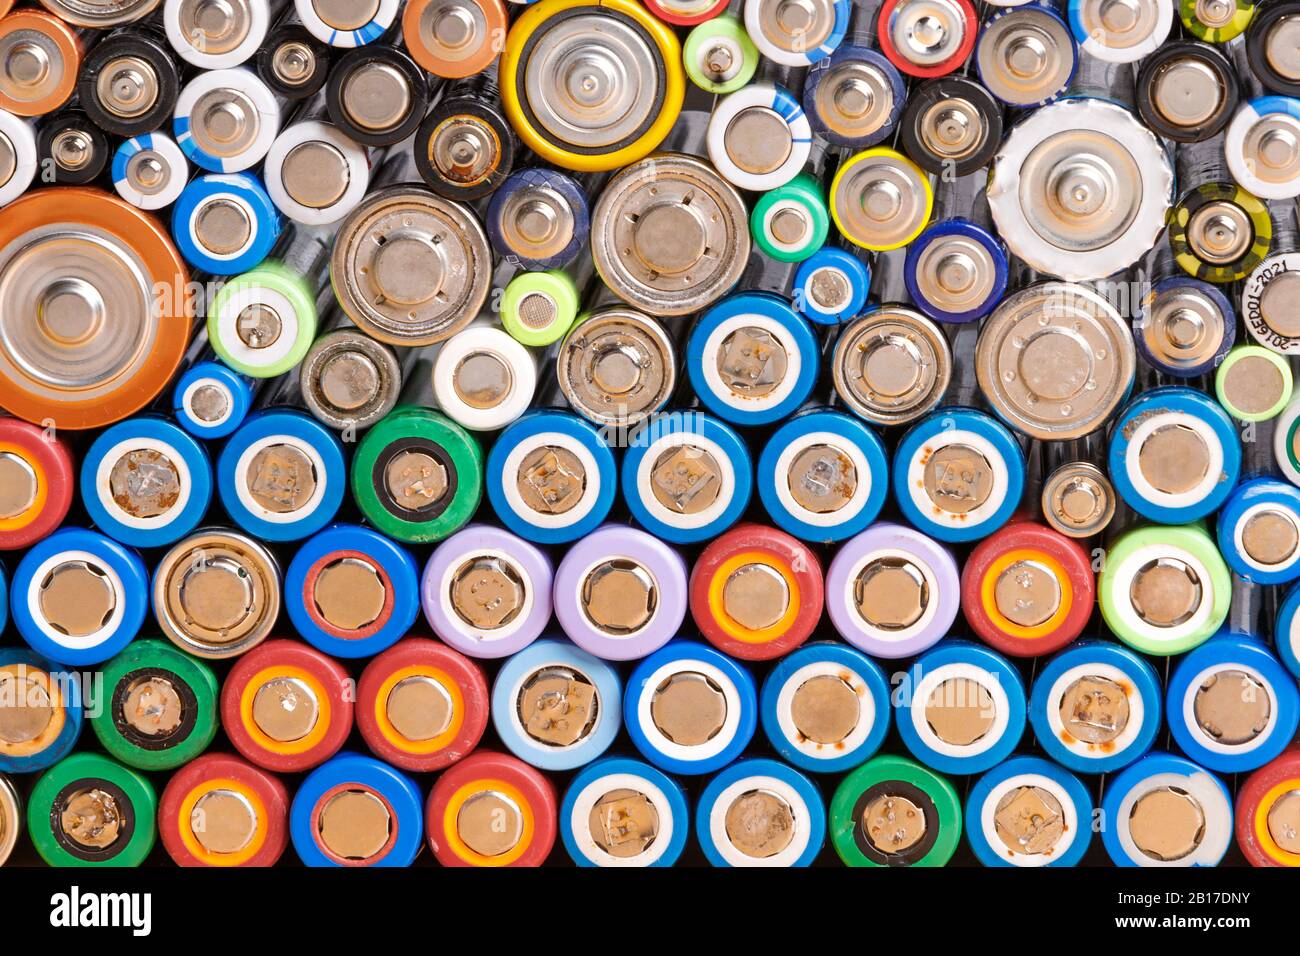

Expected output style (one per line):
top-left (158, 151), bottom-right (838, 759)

top-left (556, 307), bottom-right (676, 428)
top-left (832, 306), bottom-right (952, 425)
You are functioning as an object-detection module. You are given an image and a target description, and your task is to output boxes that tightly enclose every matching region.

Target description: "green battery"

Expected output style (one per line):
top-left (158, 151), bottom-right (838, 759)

top-left (683, 15), bottom-right (759, 95)
top-left (1179, 0), bottom-right (1255, 42)
top-left (1215, 344), bottom-right (1293, 422)
top-left (500, 270), bottom-right (580, 347)
top-left (352, 405), bottom-right (483, 543)
top-left (28, 753), bottom-right (157, 867)
top-left (830, 755), bottom-right (962, 867)
top-left (90, 640), bottom-right (219, 771)
top-left (208, 260), bottom-right (319, 378)
top-left (750, 173), bottom-right (830, 263)
top-left (1099, 523), bottom-right (1231, 655)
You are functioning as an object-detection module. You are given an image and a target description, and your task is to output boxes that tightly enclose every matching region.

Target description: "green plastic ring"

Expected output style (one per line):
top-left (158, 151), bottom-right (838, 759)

top-left (830, 754), bottom-right (962, 867)
top-left (1215, 345), bottom-right (1293, 422)
top-left (683, 15), bottom-right (759, 94)
top-left (351, 405), bottom-right (483, 543)
top-left (1099, 524), bottom-right (1231, 655)
top-left (500, 270), bottom-right (580, 347)
top-left (90, 639), bottom-right (219, 771)
top-left (28, 753), bottom-right (157, 867)
top-left (750, 173), bottom-right (830, 263)
top-left (1179, 0), bottom-right (1255, 42)
top-left (209, 261), bottom-right (319, 378)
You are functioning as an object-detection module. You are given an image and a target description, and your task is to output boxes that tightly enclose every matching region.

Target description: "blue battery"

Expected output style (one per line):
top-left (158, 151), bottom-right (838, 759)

top-left (624, 641), bottom-right (757, 776)
top-left (904, 219), bottom-right (1008, 324)
top-left (965, 756), bottom-right (1093, 868)
top-left (978, 5), bottom-right (1078, 107)
top-left (0, 561), bottom-right (7, 635)
top-left (1029, 639), bottom-right (1162, 774)
top-left (1216, 478), bottom-right (1300, 583)
top-left (217, 409), bottom-right (346, 542)
top-left (621, 411), bottom-right (752, 545)
top-left (173, 361), bottom-right (254, 440)
top-left (760, 642), bottom-right (890, 774)
top-left (172, 172), bottom-right (282, 275)
top-left (492, 639), bottom-right (622, 772)
top-left (695, 758), bottom-right (824, 867)
top-left (285, 523), bottom-right (420, 659)
top-left (486, 410), bottom-right (616, 545)
top-left (756, 408), bottom-right (888, 543)
top-left (560, 756), bottom-right (689, 867)
top-left (79, 416), bottom-right (212, 549)
top-left (1276, 580), bottom-right (1300, 678)
top-left (486, 167), bottom-right (590, 269)
top-left (892, 408), bottom-right (1025, 543)
top-left (10, 528), bottom-right (148, 667)
top-left (803, 45), bottom-right (905, 147)
top-left (0, 648), bottom-right (82, 773)
top-left (290, 752), bottom-right (423, 868)
top-left (1100, 752), bottom-right (1233, 867)
top-left (1107, 386), bottom-right (1241, 524)
top-left (895, 640), bottom-right (1026, 775)
top-left (1165, 632), bottom-right (1300, 773)
top-left (793, 247), bottom-right (870, 325)
top-left (1134, 278), bottom-right (1235, 377)
top-left (686, 293), bottom-right (819, 427)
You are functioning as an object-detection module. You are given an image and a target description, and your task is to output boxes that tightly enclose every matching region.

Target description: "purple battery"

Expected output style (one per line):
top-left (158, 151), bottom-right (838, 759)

top-left (421, 523), bottom-right (553, 659)
top-left (825, 521), bottom-right (959, 658)
top-left (553, 524), bottom-right (688, 661)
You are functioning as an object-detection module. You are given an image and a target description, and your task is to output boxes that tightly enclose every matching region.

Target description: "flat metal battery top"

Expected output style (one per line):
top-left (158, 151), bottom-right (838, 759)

top-left (588, 787), bottom-right (659, 858)
top-left (515, 446), bottom-right (587, 517)
top-left (1139, 283), bottom-right (1230, 374)
top-left (721, 563), bottom-right (790, 631)
top-left (788, 442), bottom-right (858, 516)
top-left (591, 153), bottom-right (750, 316)
top-left (1239, 508), bottom-right (1300, 567)
top-left (651, 670), bottom-right (727, 745)
top-left (1128, 557), bottom-right (1204, 629)
top-left (517, 666), bottom-right (598, 747)
top-left (332, 184), bottom-right (491, 346)
top-left (1145, 51), bottom-right (1230, 133)
top-left (174, 0), bottom-right (253, 57)
top-left (387, 674), bottom-right (455, 740)
top-left (993, 785), bottom-right (1066, 857)
top-left (451, 554), bottom-right (525, 628)
top-left (582, 559), bottom-right (657, 634)
top-left (862, 792), bottom-right (927, 855)
top-left (832, 306), bottom-right (951, 426)
top-left (457, 788), bottom-right (525, 857)
top-left (1128, 786), bottom-right (1208, 861)
top-left (317, 788), bottom-right (392, 861)
top-left (301, 330), bottom-right (403, 430)
top-left (724, 789), bottom-right (795, 859)
top-left (280, 137), bottom-right (354, 210)
top-left (1263, 13), bottom-right (1300, 85)
top-left (1193, 669), bottom-right (1271, 745)
top-left (1268, 791), bottom-right (1300, 853)
top-left (830, 149), bottom-right (930, 250)
top-left (96, 54), bottom-right (161, 122)
top-left (790, 673), bottom-right (860, 744)
top-left (813, 56), bottom-right (897, 143)
top-left (557, 308), bottom-right (676, 427)
top-left (189, 788), bottom-right (258, 856)
top-left (856, 556), bottom-right (930, 631)
top-left (976, 8), bottom-right (1075, 106)
top-left (1059, 674), bottom-right (1130, 744)
top-left (976, 283), bottom-right (1135, 441)
top-left (38, 0), bottom-right (160, 28)
top-left (1042, 461), bottom-right (1115, 538)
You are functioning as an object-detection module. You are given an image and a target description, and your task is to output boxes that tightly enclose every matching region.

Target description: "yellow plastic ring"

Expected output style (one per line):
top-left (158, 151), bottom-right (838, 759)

top-left (441, 779), bottom-right (536, 867)
top-left (978, 548), bottom-right (1073, 641)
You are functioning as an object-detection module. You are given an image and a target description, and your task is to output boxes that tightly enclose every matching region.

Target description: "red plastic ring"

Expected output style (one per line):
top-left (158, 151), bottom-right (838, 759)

top-left (1236, 749), bottom-right (1300, 868)
top-left (303, 549), bottom-right (397, 641)
top-left (960, 521), bottom-right (1094, 658)
top-left (356, 638), bottom-right (489, 772)
top-left (877, 0), bottom-right (978, 78)
top-left (642, 0), bottom-right (728, 26)
top-left (0, 418), bottom-right (73, 550)
top-left (689, 523), bottom-right (823, 661)
top-left (220, 639), bottom-right (354, 773)
top-left (159, 753), bottom-right (289, 867)
top-left (425, 750), bottom-right (557, 867)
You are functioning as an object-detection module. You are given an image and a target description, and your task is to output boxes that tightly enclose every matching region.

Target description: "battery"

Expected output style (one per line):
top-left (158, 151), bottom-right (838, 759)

top-left (263, 119), bottom-right (371, 225)
top-left (750, 174), bottom-right (830, 264)
top-left (559, 756), bottom-right (689, 867)
top-left (695, 758), bottom-right (824, 867)
top-left (555, 308), bottom-right (677, 428)
top-left (285, 523), bottom-right (421, 659)
top-left (0, 647), bottom-right (83, 774)
top-left (290, 752), bottom-right (423, 867)
top-left (152, 528), bottom-right (281, 659)
top-left (1099, 752), bottom-right (1233, 866)
top-left (832, 307), bottom-right (952, 425)
top-left (878, 0), bottom-right (977, 77)
top-left (0, 9), bottom-right (81, 117)
top-left (158, 753), bottom-right (290, 867)
top-left (36, 110), bottom-right (106, 186)
top-left (425, 750), bottom-right (558, 867)
top-left (689, 523), bottom-right (823, 661)
top-left (1236, 749), bottom-right (1300, 866)
top-left (220, 638), bottom-right (354, 773)
top-left (1029, 638), bottom-right (1162, 773)
top-left (0, 108), bottom-right (35, 207)
top-left (355, 638), bottom-right (489, 771)
top-left (906, 174), bottom-right (1009, 324)
top-left (294, 0), bottom-right (401, 47)
top-left (1246, 0), bottom-right (1300, 95)
top-left (824, 521), bottom-right (961, 658)
top-left (1098, 523), bottom-right (1232, 655)
top-left (76, 22), bottom-right (180, 137)
top-left (0, 418), bottom-right (73, 551)
top-left (793, 247), bottom-right (870, 324)
top-left (172, 171), bottom-right (283, 275)
top-left (326, 41), bottom-right (429, 148)
top-left (683, 14), bottom-right (760, 94)
top-left (173, 360), bottom-right (255, 440)
top-left (623, 640), bottom-right (757, 776)
top-left (745, 0), bottom-right (849, 66)
top-left (403, 0), bottom-right (507, 78)
top-left (486, 167), bottom-right (590, 270)
top-left (174, 67), bottom-right (283, 173)
top-left (491, 638), bottom-right (622, 771)
top-left (977, 3), bottom-right (1077, 106)
top-left (414, 73), bottom-right (516, 202)
top-left (256, 23), bottom-right (331, 100)
top-left (1132, 272), bottom-right (1236, 376)
top-left (1069, 0), bottom-right (1173, 63)
top-left (298, 327), bottom-right (403, 432)
top-left (89, 639), bottom-right (219, 771)
top-left (1180, 0), bottom-right (1255, 42)
top-left (428, 323), bottom-right (537, 431)
top-left (27, 753), bottom-right (157, 867)
top-left (164, 0), bottom-right (281, 70)
top-left (965, 755), bottom-right (1093, 868)
top-left (0, 773), bottom-right (17, 865)
top-left (830, 147), bottom-right (932, 251)
top-left (1215, 345), bottom-right (1292, 421)
top-left (1137, 40), bottom-right (1239, 142)
top-left (829, 753), bottom-right (962, 867)
top-left (500, 269), bottom-right (580, 346)
top-left (112, 131), bottom-right (190, 210)
top-left (79, 415), bottom-right (213, 549)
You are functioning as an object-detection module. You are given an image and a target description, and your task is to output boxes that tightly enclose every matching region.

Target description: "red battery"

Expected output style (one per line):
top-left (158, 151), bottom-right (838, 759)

top-left (220, 640), bottom-right (354, 773)
top-left (689, 523), bottom-right (823, 661)
top-left (425, 750), bottom-right (557, 867)
top-left (0, 418), bottom-right (73, 550)
top-left (643, 0), bottom-right (729, 26)
top-left (159, 753), bottom-right (289, 867)
top-left (356, 638), bottom-right (490, 772)
top-left (960, 521), bottom-right (1094, 657)
top-left (877, 0), bottom-right (978, 78)
top-left (1236, 748), bottom-right (1300, 868)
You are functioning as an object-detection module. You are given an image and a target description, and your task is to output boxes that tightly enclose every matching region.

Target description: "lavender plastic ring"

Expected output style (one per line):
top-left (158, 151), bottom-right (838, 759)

top-left (825, 522), bottom-right (959, 658)
top-left (553, 524), bottom-right (688, 661)
top-left (421, 523), bottom-right (553, 659)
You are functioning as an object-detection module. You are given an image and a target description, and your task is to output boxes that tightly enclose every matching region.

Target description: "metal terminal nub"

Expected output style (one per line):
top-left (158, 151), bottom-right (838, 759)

top-left (1128, 787), bottom-right (1206, 862)
top-left (1142, 286), bottom-right (1226, 372)
top-left (889, 0), bottom-right (966, 67)
top-left (1129, 557), bottom-right (1203, 628)
top-left (516, 445), bottom-right (586, 516)
top-left (993, 559), bottom-right (1061, 627)
top-left (924, 676), bottom-right (996, 746)
top-left (60, 787), bottom-right (123, 851)
top-left (589, 788), bottom-right (659, 858)
top-left (1242, 509), bottom-right (1299, 566)
top-left (923, 443), bottom-right (994, 515)
top-left (787, 442), bottom-right (858, 514)
top-left (97, 55), bottom-right (159, 119)
top-left (790, 674), bottom-right (860, 745)
top-left (557, 310), bottom-right (674, 427)
top-left (1222, 353), bottom-right (1287, 416)
top-left (817, 59), bottom-right (894, 141)
top-left (1194, 669), bottom-right (1271, 746)
top-left (650, 671), bottom-right (727, 746)
top-left (252, 676), bottom-right (319, 742)
top-left (384, 448), bottom-right (449, 513)
top-left (650, 444), bottom-right (722, 515)
top-left (581, 559), bottom-right (657, 635)
top-left (1059, 674), bottom-right (1130, 744)
top-left (272, 41), bottom-right (317, 87)
top-left (282, 139), bottom-right (350, 210)
top-left (1187, 200), bottom-right (1253, 265)
top-left (191, 788), bottom-right (257, 855)
top-left (517, 665), bottom-right (598, 747)
top-left (457, 789), bottom-right (523, 857)
top-left (178, 0), bottom-right (253, 56)
top-left (313, 557), bottom-right (386, 631)
top-left (39, 560), bottom-right (116, 638)
top-left (1150, 55), bottom-right (1224, 129)
top-left (994, 785), bottom-right (1065, 857)
top-left (302, 331), bottom-right (401, 430)
top-left (1267, 790), bottom-right (1300, 853)
top-left (386, 674), bottom-right (453, 741)
top-left (0, 451), bottom-right (38, 519)
top-left (725, 789), bottom-right (796, 859)
top-left (863, 793), bottom-right (927, 854)
top-left (722, 563), bottom-right (789, 631)
top-left (341, 61), bottom-right (412, 133)
top-left (318, 788), bottom-right (392, 861)
top-left (450, 555), bottom-right (525, 629)
top-left (855, 557), bottom-right (929, 630)
top-left (246, 442), bottom-right (317, 514)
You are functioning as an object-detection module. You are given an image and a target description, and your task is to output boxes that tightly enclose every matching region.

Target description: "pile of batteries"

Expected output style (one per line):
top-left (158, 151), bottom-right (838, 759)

top-left (5, 0), bottom-right (1300, 871)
